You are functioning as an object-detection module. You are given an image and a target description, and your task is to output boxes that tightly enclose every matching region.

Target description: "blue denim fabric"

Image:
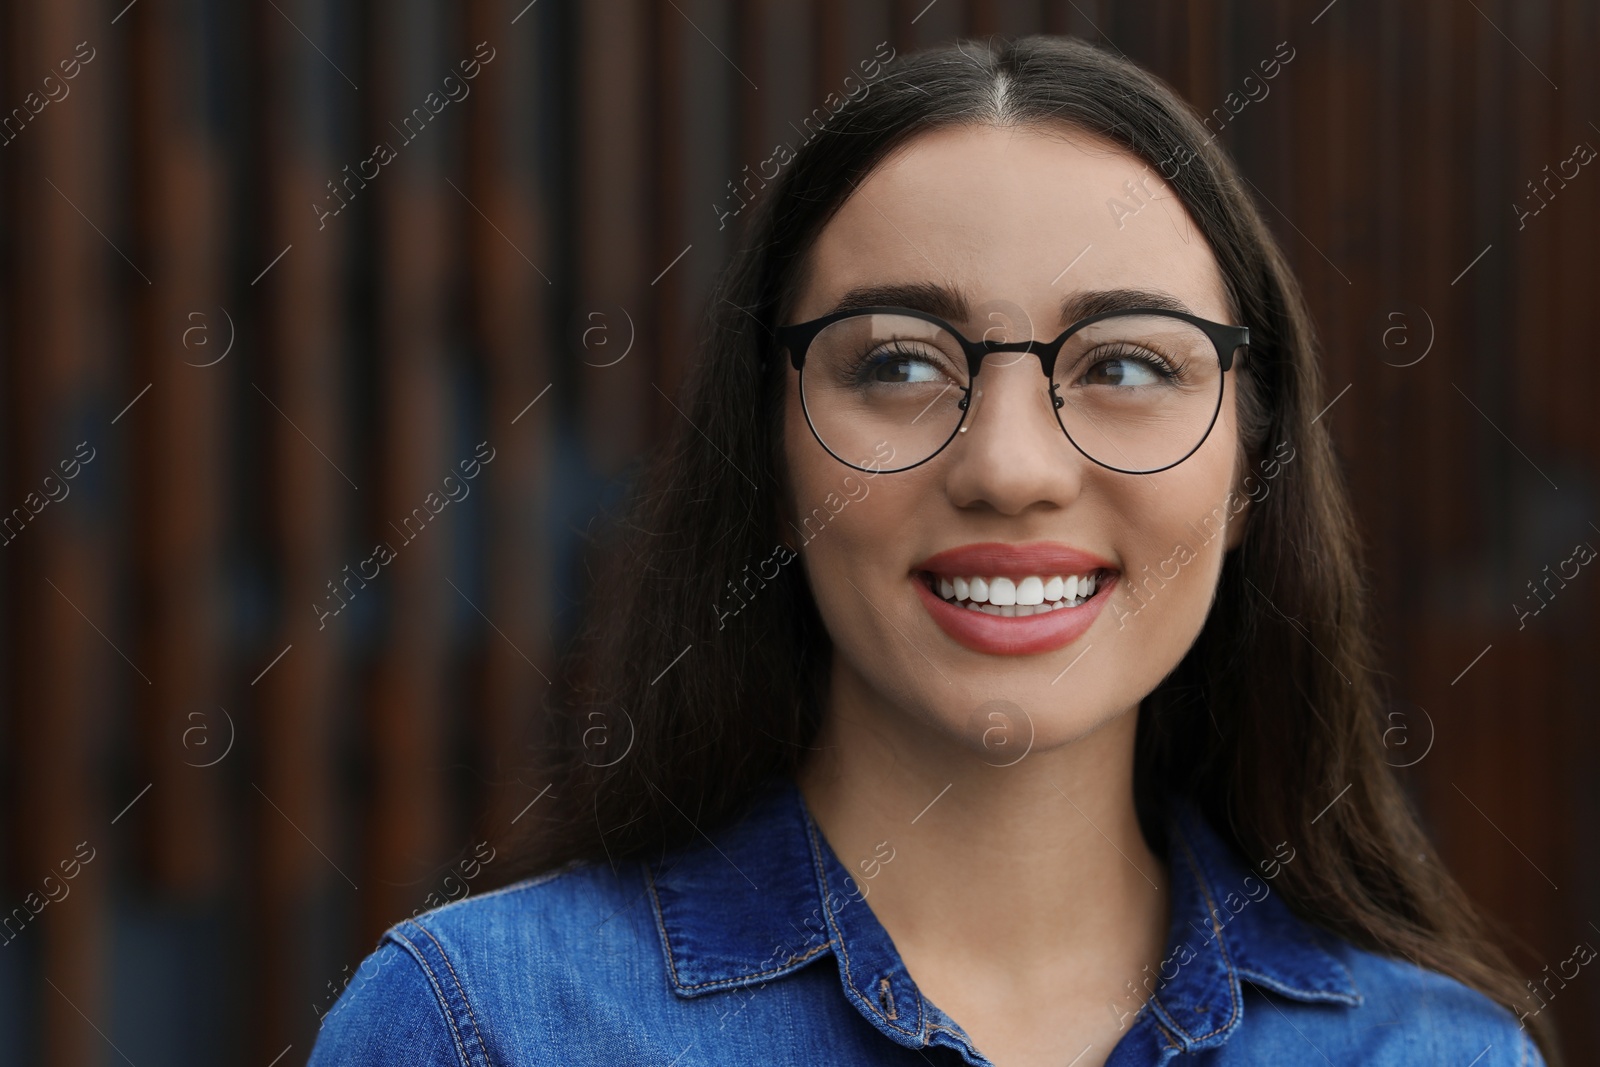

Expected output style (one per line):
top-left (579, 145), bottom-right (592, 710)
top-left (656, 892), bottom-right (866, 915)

top-left (308, 776), bottom-right (1544, 1065)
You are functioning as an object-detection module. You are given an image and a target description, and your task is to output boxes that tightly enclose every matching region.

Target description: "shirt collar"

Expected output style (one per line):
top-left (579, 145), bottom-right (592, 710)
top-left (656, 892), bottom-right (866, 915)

top-left (644, 776), bottom-right (1361, 1056)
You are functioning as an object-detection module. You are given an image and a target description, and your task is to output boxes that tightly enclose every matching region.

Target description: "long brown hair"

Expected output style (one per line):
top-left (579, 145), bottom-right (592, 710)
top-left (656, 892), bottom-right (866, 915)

top-left (502, 34), bottom-right (1560, 1063)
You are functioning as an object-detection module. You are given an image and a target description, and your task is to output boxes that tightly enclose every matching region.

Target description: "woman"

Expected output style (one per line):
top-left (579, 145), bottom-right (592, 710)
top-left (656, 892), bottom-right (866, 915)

top-left (310, 35), bottom-right (1559, 1066)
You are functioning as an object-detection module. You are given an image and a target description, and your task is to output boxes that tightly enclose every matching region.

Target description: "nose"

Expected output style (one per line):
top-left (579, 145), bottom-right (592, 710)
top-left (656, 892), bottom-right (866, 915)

top-left (943, 352), bottom-right (1087, 515)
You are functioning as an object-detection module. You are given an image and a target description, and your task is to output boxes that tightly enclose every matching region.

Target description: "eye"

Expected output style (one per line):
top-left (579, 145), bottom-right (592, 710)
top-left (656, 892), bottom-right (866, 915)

top-left (857, 342), bottom-right (952, 385)
top-left (1079, 346), bottom-right (1174, 387)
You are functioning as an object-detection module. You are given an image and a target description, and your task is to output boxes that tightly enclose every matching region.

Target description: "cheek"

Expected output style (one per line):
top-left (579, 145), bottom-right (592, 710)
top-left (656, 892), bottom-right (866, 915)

top-left (1107, 404), bottom-right (1241, 634)
top-left (783, 378), bottom-right (925, 641)
top-left (1113, 493), bottom-right (1226, 607)
top-left (786, 385), bottom-right (899, 571)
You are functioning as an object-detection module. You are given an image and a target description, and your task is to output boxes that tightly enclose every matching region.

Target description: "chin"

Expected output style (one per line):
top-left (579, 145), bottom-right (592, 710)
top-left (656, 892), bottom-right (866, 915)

top-left (911, 679), bottom-right (1136, 766)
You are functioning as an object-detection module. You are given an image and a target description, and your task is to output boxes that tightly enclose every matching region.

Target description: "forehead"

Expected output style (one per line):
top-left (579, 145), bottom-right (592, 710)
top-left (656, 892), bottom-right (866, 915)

top-left (793, 123), bottom-right (1233, 329)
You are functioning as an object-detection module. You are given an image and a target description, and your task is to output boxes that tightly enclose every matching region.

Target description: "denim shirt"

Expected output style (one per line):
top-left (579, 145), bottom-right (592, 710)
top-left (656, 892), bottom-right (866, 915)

top-left (308, 776), bottom-right (1543, 1065)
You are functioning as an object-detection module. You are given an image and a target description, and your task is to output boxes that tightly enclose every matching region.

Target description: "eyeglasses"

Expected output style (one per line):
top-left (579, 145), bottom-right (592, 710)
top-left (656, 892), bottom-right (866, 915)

top-left (776, 305), bottom-right (1248, 475)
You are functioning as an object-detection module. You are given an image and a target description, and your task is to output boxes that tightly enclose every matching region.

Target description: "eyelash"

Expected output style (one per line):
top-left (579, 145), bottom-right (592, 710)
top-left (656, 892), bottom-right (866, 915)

top-left (1076, 343), bottom-right (1185, 385)
top-left (842, 341), bottom-right (1186, 387)
top-left (843, 341), bottom-right (954, 385)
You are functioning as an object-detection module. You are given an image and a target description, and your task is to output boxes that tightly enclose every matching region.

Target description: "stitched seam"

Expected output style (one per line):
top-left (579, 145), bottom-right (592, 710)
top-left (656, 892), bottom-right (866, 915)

top-left (807, 819), bottom-right (876, 1021)
top-left (1233, 966), bottom-right (1360, 1005)
top-left (644, 864), bottom-right (690, 991)
top-left (734, 940), bottom-right (833, 982)
top-left (1176, 829), bottom-right (1243, 1037)
top-left (433, 864), bottom-right (578, 909)
top-left (804, 811), bottom-right (921, 1037)
top-left (1300, 926), bottom-right (1362, 1001)
top-left (388, 930), bottom-right (475, 1067)
top-left (1151, 827), bottom-right (1242, 1042)
top-left (402, 919), bottom-right (495, 1067)
top-left (1325, 944), bottom-right (1360, 999)
top-left (1144, 989), bottom-right (1189, 1038)
top-left (386, 863), bottom-right (584, 938)
top-left (1181, 807), bottom-right (1362, 1007)
top-left (646, 864), bottom-right (831, 992)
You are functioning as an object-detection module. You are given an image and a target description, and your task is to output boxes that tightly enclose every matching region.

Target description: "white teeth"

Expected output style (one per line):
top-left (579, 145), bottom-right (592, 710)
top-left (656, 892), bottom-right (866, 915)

top-left (932, 570), bottom-right (1105, 610)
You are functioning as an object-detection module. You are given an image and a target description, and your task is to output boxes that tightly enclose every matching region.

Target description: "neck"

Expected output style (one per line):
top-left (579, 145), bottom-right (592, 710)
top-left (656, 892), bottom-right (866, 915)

top-left (795, 668), bottom-right (1170, 982)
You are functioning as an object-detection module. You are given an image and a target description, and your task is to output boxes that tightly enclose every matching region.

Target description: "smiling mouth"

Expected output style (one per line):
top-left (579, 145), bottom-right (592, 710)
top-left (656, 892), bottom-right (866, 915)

top-left (916, 569), bottom-right (1113, 616)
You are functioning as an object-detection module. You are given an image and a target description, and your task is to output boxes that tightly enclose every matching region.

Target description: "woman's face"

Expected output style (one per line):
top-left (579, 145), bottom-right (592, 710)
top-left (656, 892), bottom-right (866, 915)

top-left (782, 122), bottom-right (1250, 758)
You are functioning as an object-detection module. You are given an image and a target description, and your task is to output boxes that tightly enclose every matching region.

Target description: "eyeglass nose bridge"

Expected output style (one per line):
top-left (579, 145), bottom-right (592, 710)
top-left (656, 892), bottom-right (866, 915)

top-left (956, 333), bottom-right (1072, 381)
top-left (955, 341), bottom-right (1071, 439)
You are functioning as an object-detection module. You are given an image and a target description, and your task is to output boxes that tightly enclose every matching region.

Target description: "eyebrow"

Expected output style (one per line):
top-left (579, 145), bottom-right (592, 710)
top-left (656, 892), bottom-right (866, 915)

top-left (826, 282), bottom-right (1197, 325)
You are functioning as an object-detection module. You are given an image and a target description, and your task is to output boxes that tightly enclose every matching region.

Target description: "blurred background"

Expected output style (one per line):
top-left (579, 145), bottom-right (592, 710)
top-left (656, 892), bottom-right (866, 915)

top-left (0, 0), bottom-right (1595, 1063)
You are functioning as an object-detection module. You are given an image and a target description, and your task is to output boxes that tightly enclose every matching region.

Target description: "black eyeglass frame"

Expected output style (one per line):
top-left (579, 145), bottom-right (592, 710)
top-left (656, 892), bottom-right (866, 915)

top-left (775, 305), bottom-right (1249, 475)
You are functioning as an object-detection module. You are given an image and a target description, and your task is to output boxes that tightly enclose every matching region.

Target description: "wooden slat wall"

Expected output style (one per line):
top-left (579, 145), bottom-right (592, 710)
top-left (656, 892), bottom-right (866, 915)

top-left (362, 0), bottom-right (451, 952)
top-left (0, 1), bottom-right (1593, 1064)
top-left (649, 0), bottom-right (689, 399)
top-left (128, 0), bottom-right (227, 899)
top-left (463, 0), bottom-right (555, 842)
top-left (3, 2), bottom-right (112, 1065)
top-left (251, 0), bottom-right (350, 1054)
top-left (578, 0), bottom-right (653, 473)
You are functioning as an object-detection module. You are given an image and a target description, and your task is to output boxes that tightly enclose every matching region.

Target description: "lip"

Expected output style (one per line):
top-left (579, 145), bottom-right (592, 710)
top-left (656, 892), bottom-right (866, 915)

top-left (914, 541), bottom-right (1116, 578)
top-left (911, 542), bottom-right (1119, 657)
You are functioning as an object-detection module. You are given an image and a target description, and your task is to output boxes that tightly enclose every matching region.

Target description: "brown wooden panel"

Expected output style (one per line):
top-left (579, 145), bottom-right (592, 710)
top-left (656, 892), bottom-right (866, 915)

top-left (758, 0), bottom-right (816, 148)
top-left (650, 0), bottom-right (691, 394)
top-left (464, 0), bottom-right (556, 835)
top-left (1181, 0), bottom-right (1220, 105)
top-left (3, 3), bottom-right (113, 1065)
top-left (127, 0), bottom-right (227, 896)
top-left (578, 0), bottom-right (654, 475)
top-left (733, 0), bottom-right (767, 219)
top-left (250, 0), bottom-right (351, 1054)
top-left (360, 2), bottom-right (453, 946)
top-left (813, 0), bottom-right (848, 103)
